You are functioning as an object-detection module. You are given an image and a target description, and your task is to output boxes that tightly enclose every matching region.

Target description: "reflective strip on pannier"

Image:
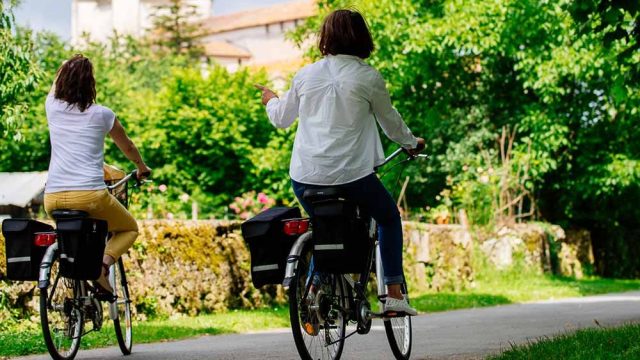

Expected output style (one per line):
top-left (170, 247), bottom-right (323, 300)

top-left (60, 254), bottom-right (75, 263)
top-left (7, 256), bottom-right (31, 263)
top-left (314, 244), bottom-right (345, 250)
top-left (252, 264), bottom-right (279, 272)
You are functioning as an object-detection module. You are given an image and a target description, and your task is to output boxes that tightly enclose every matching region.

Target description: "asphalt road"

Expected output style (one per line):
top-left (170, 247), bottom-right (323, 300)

top-left (19, 291), bottom-right (640, 360)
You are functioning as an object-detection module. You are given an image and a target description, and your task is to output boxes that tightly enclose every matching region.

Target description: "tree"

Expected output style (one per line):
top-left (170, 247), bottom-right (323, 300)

top-left (149, 0), bottom-right (204, 59)
top-left (0, 0), bottom-right (41, 139)
top-left (294, 0), bottom-right (640, 276)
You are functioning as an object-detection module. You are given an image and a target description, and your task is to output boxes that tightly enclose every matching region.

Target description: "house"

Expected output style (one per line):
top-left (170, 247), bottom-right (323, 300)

top-left (71, 0), bottom-right (213, 44)
top-left (0, 172), bottom-right (48, 219)
top-left (199, 0), bottom-right (316, 78)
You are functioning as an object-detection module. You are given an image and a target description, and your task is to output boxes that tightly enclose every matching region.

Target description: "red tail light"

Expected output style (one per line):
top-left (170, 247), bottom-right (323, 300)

top-left (283, 219), bottom-right (310, 236)
top-left (34, 232), bottom-right (56, 247)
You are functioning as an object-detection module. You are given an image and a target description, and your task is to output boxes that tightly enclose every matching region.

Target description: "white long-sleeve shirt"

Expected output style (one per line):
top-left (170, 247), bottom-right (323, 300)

top-left (266, 54), bottom-right (418, 185)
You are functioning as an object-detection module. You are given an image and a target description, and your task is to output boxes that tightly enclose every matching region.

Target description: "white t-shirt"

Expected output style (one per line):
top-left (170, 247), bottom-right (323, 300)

top-left (266, 54), bottom-right (418, 185)
top-left (45, 94), bottom-right (115, 193)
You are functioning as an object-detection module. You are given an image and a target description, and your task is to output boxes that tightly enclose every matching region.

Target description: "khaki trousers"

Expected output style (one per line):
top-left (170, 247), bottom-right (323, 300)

top-left (44, 189), bottom-right (138, 260)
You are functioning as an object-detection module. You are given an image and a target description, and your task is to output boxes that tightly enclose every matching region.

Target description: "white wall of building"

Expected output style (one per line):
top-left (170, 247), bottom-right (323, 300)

top-left (202, 19), bottom-right (303, 66)
top-left (72, 0), bottom-right (212, 44)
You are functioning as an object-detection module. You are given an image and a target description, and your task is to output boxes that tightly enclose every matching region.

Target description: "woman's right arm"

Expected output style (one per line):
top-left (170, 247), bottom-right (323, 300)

top-left (109, 118), bottom-right (152, 178)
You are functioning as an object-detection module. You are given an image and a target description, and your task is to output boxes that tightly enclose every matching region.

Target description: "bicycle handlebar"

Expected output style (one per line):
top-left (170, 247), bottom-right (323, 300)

top-left (374, 147), bottom-right (428, 173)
top-left (106, 170), bottom-right (151, 190)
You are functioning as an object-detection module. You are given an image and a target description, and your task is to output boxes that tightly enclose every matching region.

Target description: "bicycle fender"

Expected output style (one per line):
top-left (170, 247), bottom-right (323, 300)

top-left (38, 243), bottom-right (59, 289)
top-left (282, 231), bottom-right (312, 289)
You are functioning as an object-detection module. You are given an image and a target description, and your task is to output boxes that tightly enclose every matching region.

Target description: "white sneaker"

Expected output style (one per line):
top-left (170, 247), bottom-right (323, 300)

top-left (385, 296), bottom-right (418, 316)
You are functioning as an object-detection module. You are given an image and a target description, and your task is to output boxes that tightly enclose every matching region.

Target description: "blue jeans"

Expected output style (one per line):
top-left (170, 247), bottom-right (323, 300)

top-left (291, 174), bottom-right (405, 285)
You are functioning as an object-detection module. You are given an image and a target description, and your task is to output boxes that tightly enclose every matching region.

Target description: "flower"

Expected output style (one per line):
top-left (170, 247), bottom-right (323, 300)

top-left (179, 193), bottom-right (190, 202)
top-left (229, 203), bottom-right (240, 213)
top-left (257, 192), bottom-right (269, 204)
top-left (166, 212), bottom-right (174, 220)
top-left (159, 184), bottom-right (168, 192)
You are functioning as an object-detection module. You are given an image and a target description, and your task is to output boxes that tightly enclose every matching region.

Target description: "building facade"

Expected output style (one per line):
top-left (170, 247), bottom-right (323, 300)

top-left (71, 0), bottom-right (212, 44)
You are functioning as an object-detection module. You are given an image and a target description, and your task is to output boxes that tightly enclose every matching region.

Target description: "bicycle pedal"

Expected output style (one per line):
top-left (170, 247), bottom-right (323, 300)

top-left (94, 292), bottom-right (116, 303)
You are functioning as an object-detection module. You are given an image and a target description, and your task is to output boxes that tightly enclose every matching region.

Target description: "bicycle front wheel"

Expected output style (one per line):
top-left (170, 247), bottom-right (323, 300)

top-left (289, 248), bottom-right (346, 360)
top-left (40, 253), bottom-right (83, 360)
top-left (111, 258), bottom-right (133, 355)
top-left (383, 284), bottom-right (413, 360)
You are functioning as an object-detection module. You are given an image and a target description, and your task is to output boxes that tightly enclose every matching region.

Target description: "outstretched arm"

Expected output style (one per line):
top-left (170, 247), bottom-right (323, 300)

top-left (255, 80), bottom-right (300, 128)
top-left (109, 118), bottom-right (152, 179)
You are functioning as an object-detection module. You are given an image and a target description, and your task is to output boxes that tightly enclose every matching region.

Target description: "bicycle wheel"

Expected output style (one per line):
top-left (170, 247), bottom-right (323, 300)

top-left (111, 258), bottom-right (133, 355)
top-left (383, 284), bottom-right (413, 360)
top-left (40, 253), bottom-right (83, 360)
top-left (289, 248), bottom-right (346, 360)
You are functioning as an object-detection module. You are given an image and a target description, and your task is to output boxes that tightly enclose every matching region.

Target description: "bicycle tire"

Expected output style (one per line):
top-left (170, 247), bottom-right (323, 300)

top-left (40, 253), bottom-right (83, 360)
top-left (289, 249), bottom-right (346, 360)
top-left (383, 284), bottom-right (413, 360)
top-left (112, 258), bottom-right (133, 355)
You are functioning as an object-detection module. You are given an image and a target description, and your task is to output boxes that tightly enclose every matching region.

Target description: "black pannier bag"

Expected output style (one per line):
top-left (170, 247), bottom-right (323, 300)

top-left (241, 207), bottom-right (301, 288)
top-left (56, 218), bottom-right (108, 280)
top-left (2, 219), bottom-right (54, 281)
top-left (311, 200), bottom-right (371, 274)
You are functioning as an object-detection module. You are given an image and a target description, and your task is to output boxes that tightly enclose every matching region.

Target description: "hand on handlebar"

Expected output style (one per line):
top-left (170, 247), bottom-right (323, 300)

top-left (407, 137), bottom-right (426, 156)
top-left (136, 164), bottom-right (152, 180)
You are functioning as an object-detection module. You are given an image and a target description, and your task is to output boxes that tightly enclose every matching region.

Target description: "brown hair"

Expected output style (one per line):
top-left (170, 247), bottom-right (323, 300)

top-left (319, 9), bottom-right (374, 59)
top-left (54, 54), bottom-right (96, 112)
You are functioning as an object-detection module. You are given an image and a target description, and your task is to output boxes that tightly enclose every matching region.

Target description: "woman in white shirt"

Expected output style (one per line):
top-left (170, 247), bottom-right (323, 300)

top-left (257, 9), bottom-right (424, 315)
top-left (43, 54), bottom-right (151, 294)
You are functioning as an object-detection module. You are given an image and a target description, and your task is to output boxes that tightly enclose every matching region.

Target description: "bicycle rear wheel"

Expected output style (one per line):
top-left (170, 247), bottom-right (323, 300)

top-left (383, 284), bottom-right (413, 360)
top-left (289, 248), bottom-right (346, 360)
top-left (111, 258), bottom-right (133, 355)
top-left (40, 253), bottom-right (83, 360)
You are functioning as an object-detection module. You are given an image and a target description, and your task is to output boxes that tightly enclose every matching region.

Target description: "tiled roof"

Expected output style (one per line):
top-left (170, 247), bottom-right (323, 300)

top-left (204, 41), bottom-right (252, 58)
top-left (201, 0), bottom-right (316, 35)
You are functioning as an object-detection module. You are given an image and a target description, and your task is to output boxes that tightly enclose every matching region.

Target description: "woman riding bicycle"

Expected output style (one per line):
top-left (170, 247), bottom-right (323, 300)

top-left (256, 9), bottom-right (424, 315)
top-left (43, 54), bottom-right (151, 294)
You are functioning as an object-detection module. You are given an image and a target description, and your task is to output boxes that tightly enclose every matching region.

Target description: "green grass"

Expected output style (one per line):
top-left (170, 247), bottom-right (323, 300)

top-left (410, 252), bottom-right (640, 313)
top-left (489, 323), bottom-right (640, 359)
top-left (0, 307), bottom-right (290, 357)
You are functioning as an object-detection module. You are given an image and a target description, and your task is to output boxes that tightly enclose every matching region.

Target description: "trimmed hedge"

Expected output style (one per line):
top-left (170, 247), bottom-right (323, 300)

top-left (2, 219), bottom-right (593, 327)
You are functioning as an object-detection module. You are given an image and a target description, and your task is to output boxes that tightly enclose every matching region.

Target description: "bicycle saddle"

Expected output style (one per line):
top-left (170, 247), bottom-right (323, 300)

top-left (302, 187), bottom-right (346, 202)
top-left (50, 209), bottom-right (90, 220)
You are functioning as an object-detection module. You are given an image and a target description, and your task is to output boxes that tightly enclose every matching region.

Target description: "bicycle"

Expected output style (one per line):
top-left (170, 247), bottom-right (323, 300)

top-left (283, 147), bottom-right (426, 360)
top-left (36, 170), bottom-right (147, 360)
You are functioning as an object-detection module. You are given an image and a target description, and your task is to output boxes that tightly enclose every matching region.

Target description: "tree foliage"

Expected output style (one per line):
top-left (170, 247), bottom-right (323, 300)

top-left (293, 0), bottom-right (640, 276)
top-left (149, 0), bottom-right (204, 59)
top-left (0, 1), bottom-right (41, 139)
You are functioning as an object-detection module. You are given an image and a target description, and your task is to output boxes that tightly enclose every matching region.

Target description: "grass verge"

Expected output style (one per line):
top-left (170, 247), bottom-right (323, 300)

top-left (0, 307), bottom-right (289, 357)
top-left (411, 251), bottom-right (640, 313)
top-left (488, 323), bottom-right (640, 359)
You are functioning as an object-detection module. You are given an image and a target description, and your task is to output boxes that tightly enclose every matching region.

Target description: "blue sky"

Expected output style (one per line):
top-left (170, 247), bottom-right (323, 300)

top-left (14, 0), bottom-right (292, 40)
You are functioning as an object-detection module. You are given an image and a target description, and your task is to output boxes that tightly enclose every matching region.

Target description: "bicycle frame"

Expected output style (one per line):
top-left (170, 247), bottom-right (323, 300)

top-left (284, 147), bottom-right (423, 308)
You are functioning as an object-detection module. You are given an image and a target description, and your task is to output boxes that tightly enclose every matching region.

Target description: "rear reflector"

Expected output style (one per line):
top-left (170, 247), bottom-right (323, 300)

top-left (283, 219), bottom-right (310, 236)
top-left (34, 232), bottom-right (56, 247)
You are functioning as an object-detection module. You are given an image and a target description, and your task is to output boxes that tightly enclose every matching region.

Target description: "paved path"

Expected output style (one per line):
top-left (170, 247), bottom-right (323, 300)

top-left (19, 291), bottom-right (640, 360)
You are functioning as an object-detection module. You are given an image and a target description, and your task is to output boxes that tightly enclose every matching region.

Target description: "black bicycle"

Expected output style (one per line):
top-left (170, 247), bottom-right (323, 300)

top-left (283, 148), bottom-right (425, 360)
top-left (37, 170), bottom-right (145, 360)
